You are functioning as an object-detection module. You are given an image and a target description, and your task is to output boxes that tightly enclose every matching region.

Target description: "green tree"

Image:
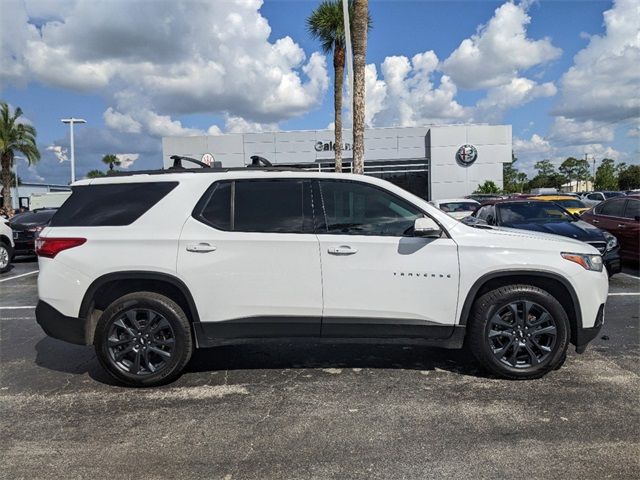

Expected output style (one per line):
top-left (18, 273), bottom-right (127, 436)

top-left (526, 160), bottom-right (565, 190)
top-left (86, 169), bottom-right (106, 179)
top-left (594, 158), bottom-right (618, 190)
top-left (474, 180), bottom-right (500, 194)
top-left (618, 165), bottom-right (640, 190)
top-left (0, 102), bottom-right (40, 209)
top-left (308, 1), bottom-right (352, 173)
top-left (351, 0), bottom-right (369, 174)
top-left (503, 152), bottom-right (528, 193)
top-left (534, 159), bottom-right (556, 177)
top-left (102, 154), bottom-right (121, 171)
top-left (559, 157), bottom-right (590, 190)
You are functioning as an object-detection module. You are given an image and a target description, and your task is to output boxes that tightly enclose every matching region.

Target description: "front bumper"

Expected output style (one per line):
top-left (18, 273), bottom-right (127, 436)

top-left (36, 300), bottom-right (88, 345)
top-left (574, 303), bottom-right (605, 353)
top-left (603, 247), bottom-right (622, 276)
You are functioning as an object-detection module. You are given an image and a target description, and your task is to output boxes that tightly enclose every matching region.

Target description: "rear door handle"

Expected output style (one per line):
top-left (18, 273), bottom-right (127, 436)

top-left (327, 245), bottom-right (358, 255)
top-left (591, 219), bottom-right (599, 223)
top-left (617, 224), bottom-right (626, 228)
top-left (186, 243), bottom-right (216, 253)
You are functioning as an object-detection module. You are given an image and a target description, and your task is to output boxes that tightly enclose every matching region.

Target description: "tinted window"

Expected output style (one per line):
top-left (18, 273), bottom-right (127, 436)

top-left (588, 193), bottom-right (602, 201)
top-left (497, 202), bottom-right (573, 224)
top-left (10, 210), bottom-right (56, 225)
top-left (318, 180), bottom-right (422, 236)
top-left (234, 180), bottom-right (313, 233)
top-left (555, 199), bottom-right (586, 209)
top-left (599, 199), bottom-right (626, 217)
top-left (440, 202), bottom-right (478, 213)
top-left (50, 182), bottom-right (178, 227)
top-left (476, 205), bottom-right (494, 221)
top-left (196, 181), bottom-right (231, 230)
top-left (623, 199), bottom-right (639, 219)
top-left (604, 191), bottom-right (625, 198)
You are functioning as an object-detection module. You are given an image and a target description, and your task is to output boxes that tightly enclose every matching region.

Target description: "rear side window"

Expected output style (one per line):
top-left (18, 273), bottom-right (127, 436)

top-left (49, 182), bottom-right (178, 227)
top-left (624, 199), bottom-right (639, 219)
top-left (194, 179), bottom-right (314, 233)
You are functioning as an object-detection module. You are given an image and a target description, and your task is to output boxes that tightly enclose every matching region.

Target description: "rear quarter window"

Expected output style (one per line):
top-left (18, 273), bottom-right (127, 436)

top-left (49, 182), bottom-right (178, 227)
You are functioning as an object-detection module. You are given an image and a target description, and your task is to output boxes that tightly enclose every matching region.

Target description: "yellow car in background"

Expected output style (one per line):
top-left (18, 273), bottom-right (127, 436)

top-left (529, 195), bottom-right (590, 216)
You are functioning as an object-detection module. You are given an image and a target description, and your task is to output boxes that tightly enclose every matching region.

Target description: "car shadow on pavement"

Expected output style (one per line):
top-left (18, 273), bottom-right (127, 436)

top-left (186, 341), bottom-right (489, 379)
top-left (34, 338), bottom-right (491, 387)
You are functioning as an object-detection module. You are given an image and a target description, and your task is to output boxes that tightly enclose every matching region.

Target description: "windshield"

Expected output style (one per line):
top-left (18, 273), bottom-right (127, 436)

top-left (11, 210), bottom-right (57, 225)
top-left (497, 202), bottom-right (574, 224)
top-left (440, 202), bottom-right (478, 213)
top-left (554, 199), bottom-right (587, 209)
top-left (604, 191), bottom-right (625, 198)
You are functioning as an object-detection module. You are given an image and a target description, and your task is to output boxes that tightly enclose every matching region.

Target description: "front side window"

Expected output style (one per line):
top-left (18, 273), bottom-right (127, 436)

top-left (497, 202), bottom-right (573, 225)
top-left (194, 179), bottom-right (313, 233)
top-left (599, 199), bottom-right (626, 217)
top-left (318, 180), bottom-right (422, 236)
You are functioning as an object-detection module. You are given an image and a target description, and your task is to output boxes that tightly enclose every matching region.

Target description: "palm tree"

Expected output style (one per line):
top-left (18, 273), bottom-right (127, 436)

top-left (351, 0), bottom-right (369, 174)
top-left (102, 154), bottom-right (121, 171)
top-left (0, 102), bottom-right (40, 209)
top-left (86, 169), bottom-right (106, 179)
top-left (307, 1), bottom-right (350, 173)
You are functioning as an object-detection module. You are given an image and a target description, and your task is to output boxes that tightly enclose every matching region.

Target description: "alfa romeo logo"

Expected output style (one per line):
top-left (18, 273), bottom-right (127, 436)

top-left (456, 144), bottom-right (478, 166)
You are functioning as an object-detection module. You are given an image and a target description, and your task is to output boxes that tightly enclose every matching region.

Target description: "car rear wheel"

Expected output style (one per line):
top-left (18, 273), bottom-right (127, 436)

top-left (94, 292), bottom-right (193, 387)
top-left (468, 284), bottom-right (570, 379)
top-left (0, 242), bottom-right (11, 273)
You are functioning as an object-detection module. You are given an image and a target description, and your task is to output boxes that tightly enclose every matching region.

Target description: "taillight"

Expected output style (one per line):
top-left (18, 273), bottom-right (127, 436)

top-left (35, 237), bottom-right (86, 258)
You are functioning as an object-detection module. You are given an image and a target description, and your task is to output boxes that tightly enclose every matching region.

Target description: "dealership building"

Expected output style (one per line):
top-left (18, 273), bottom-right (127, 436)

top-left (162, 124), bottom-right (512, 200)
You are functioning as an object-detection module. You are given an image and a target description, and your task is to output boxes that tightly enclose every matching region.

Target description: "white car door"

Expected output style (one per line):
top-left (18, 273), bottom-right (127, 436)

top-left (315, 179), bottom-right (460, 338)
top-left (177, 178), bottom-right (323, 341)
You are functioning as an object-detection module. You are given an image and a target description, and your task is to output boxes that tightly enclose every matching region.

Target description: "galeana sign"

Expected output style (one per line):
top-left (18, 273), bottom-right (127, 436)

top-left (315, 141), bottom-right (352, 152)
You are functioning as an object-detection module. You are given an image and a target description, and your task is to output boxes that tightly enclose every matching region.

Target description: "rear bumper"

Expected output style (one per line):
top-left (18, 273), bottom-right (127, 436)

top-left (575, 303), bottom-right (605, 354)
top-left (36, 300), bottom-right (88, 345)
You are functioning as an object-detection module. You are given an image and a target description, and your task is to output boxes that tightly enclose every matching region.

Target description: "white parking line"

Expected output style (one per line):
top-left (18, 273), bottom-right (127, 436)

top-left (620, 273), bottom-right (640, 280)
top-left (608, 292), bottom-right (640, 296)
top-left (0, 270), bottom-right (38, 283)
top-left (0, 306), bottom-right (36, 309)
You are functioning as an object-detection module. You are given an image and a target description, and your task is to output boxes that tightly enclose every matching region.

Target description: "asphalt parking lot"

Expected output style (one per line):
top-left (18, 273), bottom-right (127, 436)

top-left (1, 259), bottom-right (639, 479)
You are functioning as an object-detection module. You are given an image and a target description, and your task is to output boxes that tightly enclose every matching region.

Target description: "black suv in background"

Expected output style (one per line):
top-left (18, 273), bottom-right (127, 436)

top-left (9, 208), bottom-right (58, 257)
top-left (464, 199), bottom-right (622, 276)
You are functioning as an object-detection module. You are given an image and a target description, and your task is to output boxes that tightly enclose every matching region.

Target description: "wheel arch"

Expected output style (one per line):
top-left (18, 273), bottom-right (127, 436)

top-left (459, 270), bottom-right (581, 345)
top-left (79, 271), bottom-right (200, 344)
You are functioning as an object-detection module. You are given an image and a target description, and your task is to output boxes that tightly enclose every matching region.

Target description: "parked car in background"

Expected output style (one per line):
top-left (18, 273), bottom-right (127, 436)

top-left (429, 198), bottom-right (480, 219)
top-left (529, 188), bottom-right (558, 195)
top-left (9, 208), bottom-right (58, 257)
top-left (0, 219), bottom-right (14, 273)
top-left (581, 191), bottom-right (626, 207)
top-left (465, 193), bottom-right (505, 203)
top-left (465, 199), bottom-right (622, 276)
top-left (581, 195), bottom-right (640, 263)
top-left (530, 195), bottom-right (590, 216)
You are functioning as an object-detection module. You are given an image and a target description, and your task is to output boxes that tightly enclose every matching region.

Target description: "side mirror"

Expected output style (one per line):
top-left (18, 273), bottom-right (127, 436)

top-left (414, 217), bottom-right (442, 238)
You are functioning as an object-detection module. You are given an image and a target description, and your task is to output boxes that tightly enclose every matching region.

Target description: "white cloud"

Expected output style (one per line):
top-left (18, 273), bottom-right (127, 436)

top-left (103, 108), bottom-right (142, 134)
top-left (46, 145), bottom-right (68, 163)
top-left (2, 0), bottom-right (329, 130)
top-left (114, 153), bottom-right (139, 169)
top-left (548, 117), bottom-right (616, 146)
top-left (441, 2), bottom-right (561, 90)
top-left (476, 78), bottom-right (557, 121)
top-left (552, 0), bottom-right (640, 123)
top-left (627, 126), bottom-right (640, 138)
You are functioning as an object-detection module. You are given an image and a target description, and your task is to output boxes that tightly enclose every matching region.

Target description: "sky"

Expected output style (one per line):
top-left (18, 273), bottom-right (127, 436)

top-left (1, 0), bottom-right (638, 185)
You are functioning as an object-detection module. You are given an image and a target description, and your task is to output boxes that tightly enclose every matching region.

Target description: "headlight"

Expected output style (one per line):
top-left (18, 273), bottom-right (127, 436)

top-left (602, 231), bottom-right (618, 251)
top-left (561, 252), bottom-right (603, 272)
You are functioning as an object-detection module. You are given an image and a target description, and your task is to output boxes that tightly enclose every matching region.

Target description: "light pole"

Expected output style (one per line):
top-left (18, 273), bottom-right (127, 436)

top-left (61, 118), bottom-right (86, 184)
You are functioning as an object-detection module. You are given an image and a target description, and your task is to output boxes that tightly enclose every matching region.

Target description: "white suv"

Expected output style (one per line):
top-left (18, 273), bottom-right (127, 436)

top-left (35, 168), bottom-right (608, 386)
top-left (0, 218), bottom-right (14, 273)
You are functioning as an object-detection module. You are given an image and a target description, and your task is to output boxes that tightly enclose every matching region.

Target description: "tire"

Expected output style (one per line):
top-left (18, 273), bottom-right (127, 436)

top-left (94, 291), bottom-right (193, 387)
top-left (0, 241), bottom-right (11, 274)
top-left (467, 284), bottom-right (570, 380)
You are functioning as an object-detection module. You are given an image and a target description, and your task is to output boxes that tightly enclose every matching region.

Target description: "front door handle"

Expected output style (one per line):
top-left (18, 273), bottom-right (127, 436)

top-left (186, 243), bottom-right (216, 253)
top-left (591, 219), bottom-right (599, 223)
top-left (328, 245), bottom-right (358, 255)
top-left (617, 224), bottom-right (626, 228)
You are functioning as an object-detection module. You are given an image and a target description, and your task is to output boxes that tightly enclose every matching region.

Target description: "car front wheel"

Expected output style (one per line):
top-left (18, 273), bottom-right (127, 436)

top-left (0, 242), bottom-right (11, 273)
top-left (468, 284), bottom-right (569, 379)
top-left (94, 292), bottom-right (193, 387)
